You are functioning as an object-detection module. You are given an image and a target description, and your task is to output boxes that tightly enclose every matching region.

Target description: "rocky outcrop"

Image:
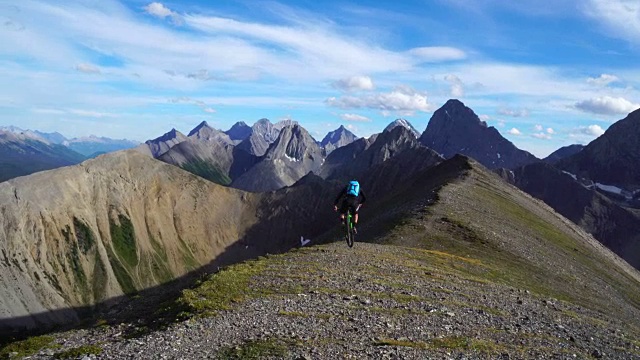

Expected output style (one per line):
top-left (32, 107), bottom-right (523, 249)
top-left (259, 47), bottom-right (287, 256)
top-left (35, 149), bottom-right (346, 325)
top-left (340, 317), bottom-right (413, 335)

top-left (237, 119), bottom-right (298, 156)
top-left (325, 126), bottom-right (441, 184)
top-left (232, 125), bottom-right (324, 192)
top-left (419, 99), bottom-right (539, 169)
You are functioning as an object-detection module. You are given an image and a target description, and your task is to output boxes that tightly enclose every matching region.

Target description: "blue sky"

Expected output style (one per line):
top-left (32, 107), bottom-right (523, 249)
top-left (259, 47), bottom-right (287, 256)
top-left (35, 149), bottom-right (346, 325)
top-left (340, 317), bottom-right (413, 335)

top-left (1, 0), bottom-right (639, 157)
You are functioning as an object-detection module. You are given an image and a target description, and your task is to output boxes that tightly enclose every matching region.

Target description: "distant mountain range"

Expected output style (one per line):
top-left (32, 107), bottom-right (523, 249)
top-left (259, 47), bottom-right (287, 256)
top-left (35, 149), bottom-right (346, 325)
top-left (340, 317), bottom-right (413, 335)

top-left (0, 127), bottom-right (139, 183)
top-left (0, 126), bottom-right (139, 157)
top-left (0, 130), bottom-right (86, 182)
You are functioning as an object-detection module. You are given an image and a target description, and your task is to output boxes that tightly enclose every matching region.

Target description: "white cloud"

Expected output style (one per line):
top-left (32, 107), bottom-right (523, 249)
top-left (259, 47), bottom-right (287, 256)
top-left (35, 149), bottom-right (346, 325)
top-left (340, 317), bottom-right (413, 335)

top-left (479, 114), bottom-right (490, 121)
top-left (508, 128), bottom-right (521, 135)
top-left (144, 3), bottom-right (173, 18)
top-left (498, 107), bottom-right (530, 117)
top-left (144, 2), bottom-right (183, 24)
top-left (340, 113), bottom-right (371, 122)
top-left (168, 97), bottom-right (216, 113)
top-left (31, 108), bottom-right (117, 118)
top-left (75, 63), bottom-right (101, 74)
top-left (534, 124), bottom-right (543, 131)
top-left (326, 86), bottom-right (430, 115)
top-left (332, 76), bottom-right (375, 91)
top-left (532, 132), bottom-right (551, 140)
top-left (546, 127), bottom-right (554, 134)
top-left (68, 109), bottom-right (117, 118)
top-left (584, 0), bottom-right (640, 44)
top-left (587, 74), bottom-right (619, 86)
top-left (575, 96), bottom-right (640, 115)
top-left (408, 47), bottom-right (466, 62)
top-left (572, 124), bottom-right (606, 137)
top-left (444, 74), bottom-right (464, 97)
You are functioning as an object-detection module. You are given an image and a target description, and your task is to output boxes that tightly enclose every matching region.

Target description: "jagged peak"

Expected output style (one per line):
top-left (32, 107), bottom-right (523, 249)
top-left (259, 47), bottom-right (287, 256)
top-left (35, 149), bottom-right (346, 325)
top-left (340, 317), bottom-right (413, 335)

top-left (384, 118), bottom-right (420, 138)
top-left (188, 121), bottom-right (214, 137)
top-left (147, 128), bottom-right (186, 143)
top-left (254, 118), bottom-right (272, 127)
top-left (321, 125), bottom-right (357, 147)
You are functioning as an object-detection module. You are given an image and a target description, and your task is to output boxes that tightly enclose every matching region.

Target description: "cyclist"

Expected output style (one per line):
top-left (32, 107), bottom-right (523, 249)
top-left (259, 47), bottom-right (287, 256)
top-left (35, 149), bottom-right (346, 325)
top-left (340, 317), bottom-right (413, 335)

top-left (333, 180), bottom-right (367, 233)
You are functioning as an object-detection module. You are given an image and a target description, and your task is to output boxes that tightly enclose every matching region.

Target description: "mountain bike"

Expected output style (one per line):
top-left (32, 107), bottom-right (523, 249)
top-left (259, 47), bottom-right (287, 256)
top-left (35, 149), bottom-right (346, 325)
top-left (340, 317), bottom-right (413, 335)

top-left (344, 208), bottom-right (355, 247)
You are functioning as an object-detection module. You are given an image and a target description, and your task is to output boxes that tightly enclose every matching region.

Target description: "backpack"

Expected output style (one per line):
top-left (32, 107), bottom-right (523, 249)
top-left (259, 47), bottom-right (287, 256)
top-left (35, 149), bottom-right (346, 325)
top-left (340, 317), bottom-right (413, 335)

top-left (347, 180), bottom-right (360, 197)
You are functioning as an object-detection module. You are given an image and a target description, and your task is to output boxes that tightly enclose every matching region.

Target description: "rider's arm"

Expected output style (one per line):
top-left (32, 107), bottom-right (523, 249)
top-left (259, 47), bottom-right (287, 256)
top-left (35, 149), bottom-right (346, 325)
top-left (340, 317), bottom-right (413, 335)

top-left (359, 189), bottom-right (367, 204)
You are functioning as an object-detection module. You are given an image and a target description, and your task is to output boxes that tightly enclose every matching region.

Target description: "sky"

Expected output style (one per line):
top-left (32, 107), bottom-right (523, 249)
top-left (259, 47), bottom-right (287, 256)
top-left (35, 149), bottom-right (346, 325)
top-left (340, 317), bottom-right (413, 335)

top-left (1, 0), bottom-right (640, 157)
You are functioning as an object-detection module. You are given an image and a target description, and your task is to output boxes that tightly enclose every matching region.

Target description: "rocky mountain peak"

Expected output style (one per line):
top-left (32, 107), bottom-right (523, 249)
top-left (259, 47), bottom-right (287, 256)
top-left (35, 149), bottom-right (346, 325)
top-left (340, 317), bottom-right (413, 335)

top-left (143, 128), bottom-right (188, 157)
top-left (275, 119), bottom-right (298, 130)
top-left (419, 99), bottom-right (538, 169)
top-left (187, 121), bottom-right (213, 137)
top-left (384, 118), bottom-right (421, 138)
top-left (237, 119), bottom-right (282, 156)
top-left (321, 125), bottom-right (358, 154)
top-left (225, 121), bottom-right (252, 141)
top-left (265, 124), bottom-right (321, 162)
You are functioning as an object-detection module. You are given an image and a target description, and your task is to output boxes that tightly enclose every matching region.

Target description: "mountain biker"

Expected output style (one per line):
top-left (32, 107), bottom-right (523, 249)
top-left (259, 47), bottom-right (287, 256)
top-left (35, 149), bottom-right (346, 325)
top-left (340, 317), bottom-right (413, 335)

top-left (333, 180), bottom-right (367, 233)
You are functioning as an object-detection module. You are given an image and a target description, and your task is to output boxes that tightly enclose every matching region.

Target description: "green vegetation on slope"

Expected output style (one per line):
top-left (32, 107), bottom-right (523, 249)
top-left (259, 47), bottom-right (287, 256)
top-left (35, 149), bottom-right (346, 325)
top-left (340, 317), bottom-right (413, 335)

top-left (181, 159), bottom-right (231, 186)
top-left (73, 217), bottom-right (96, 254)
top-left (109, 214), bottom-right (138, 268)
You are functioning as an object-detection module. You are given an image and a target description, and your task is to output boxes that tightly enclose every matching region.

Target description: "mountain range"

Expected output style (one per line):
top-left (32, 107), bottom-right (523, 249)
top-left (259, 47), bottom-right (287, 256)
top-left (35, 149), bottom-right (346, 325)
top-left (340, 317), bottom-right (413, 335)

top-left (1, 98), bottom-right (639, 356)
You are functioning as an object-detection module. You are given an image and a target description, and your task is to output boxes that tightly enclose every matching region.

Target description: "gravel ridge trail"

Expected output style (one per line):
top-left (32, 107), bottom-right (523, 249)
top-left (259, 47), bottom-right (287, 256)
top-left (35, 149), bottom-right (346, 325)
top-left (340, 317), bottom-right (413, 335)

top-left (23, 241), bottom-right (640, 360)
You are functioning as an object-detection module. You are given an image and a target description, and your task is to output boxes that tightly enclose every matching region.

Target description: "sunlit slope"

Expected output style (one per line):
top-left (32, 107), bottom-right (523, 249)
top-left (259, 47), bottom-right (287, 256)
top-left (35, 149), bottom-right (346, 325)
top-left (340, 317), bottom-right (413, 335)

top-left (373, 155), bottom-right (640, 320)
top-left (0, 150), bottom-right (261, 328)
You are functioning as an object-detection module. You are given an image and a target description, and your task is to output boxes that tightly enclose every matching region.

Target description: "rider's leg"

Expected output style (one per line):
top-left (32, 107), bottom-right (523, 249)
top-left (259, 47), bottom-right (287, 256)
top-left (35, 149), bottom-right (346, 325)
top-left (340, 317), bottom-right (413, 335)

top-left (354, 213), bottom-right (359, 224)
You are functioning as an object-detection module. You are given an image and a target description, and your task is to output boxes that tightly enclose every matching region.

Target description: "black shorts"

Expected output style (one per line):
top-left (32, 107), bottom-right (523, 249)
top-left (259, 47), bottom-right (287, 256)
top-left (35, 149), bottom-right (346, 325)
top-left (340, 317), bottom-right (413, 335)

top-left (339, 196), bottom-right (360, 215)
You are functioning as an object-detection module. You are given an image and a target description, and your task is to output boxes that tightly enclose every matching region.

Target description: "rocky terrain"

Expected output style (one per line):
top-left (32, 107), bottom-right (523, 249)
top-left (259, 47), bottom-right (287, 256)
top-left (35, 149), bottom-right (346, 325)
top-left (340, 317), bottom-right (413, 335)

top-left (4, 155), bottom-right (640, 359)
